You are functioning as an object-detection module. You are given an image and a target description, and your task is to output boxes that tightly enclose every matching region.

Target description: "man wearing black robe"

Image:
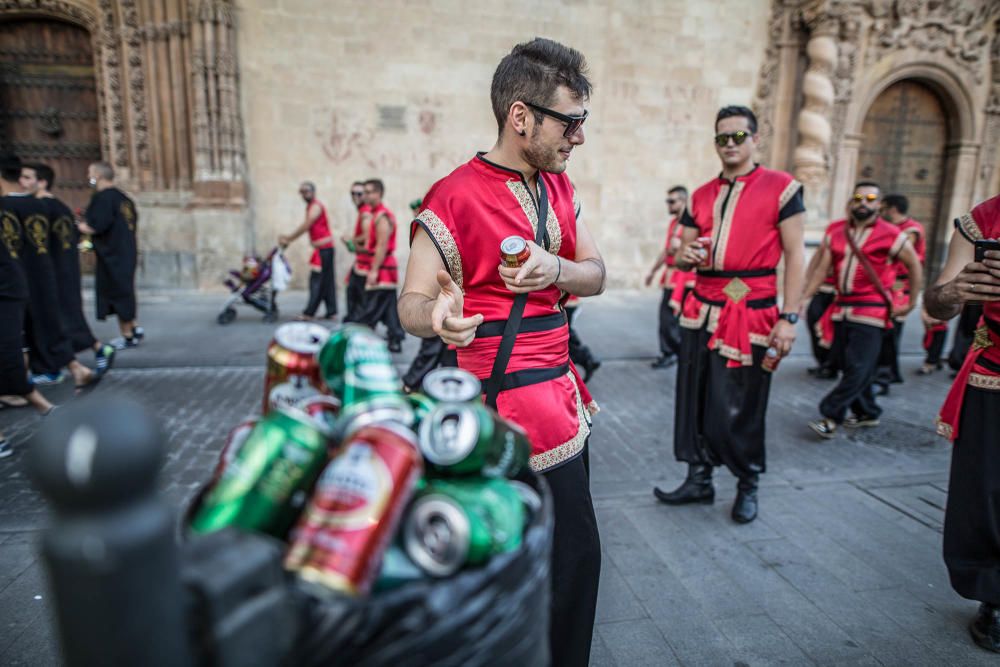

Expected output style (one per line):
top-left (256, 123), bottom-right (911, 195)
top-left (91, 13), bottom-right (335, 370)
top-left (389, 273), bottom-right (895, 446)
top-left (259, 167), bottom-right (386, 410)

top-left (79, 161), bottom-right (142, 349)
top-left (21, 164), bottom-right (115, 372)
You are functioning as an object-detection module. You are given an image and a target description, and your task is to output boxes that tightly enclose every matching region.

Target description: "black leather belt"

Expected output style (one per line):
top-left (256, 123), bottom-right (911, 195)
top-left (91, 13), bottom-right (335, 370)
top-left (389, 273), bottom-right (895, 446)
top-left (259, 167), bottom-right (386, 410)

top-left (697, 268), bottom-right (777, 278)
top-left (979, 356), bottom-right (1000, 374)
top-left (693, 292), bottom-right (776, 309)
top-left (480, 363), bottom-right (570, 394)
top-left (476, 311), bottom-right (566, 339)
top-left (835, 300), bottom-right (886, 308)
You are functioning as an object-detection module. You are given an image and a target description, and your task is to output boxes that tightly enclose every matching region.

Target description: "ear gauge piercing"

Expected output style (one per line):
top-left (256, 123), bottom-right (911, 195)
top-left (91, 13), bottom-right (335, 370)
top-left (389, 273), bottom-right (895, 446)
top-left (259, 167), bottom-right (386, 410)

top-left (519, 129), bottom-right (526, 136)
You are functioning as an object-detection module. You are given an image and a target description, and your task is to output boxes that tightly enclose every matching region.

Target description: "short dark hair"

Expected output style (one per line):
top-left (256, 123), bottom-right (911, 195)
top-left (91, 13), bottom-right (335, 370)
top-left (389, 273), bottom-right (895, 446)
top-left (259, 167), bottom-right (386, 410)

top-left (854, 180), bottom-right (881, 192)
top-left (668, 185), bottom-right (688, 197)
top-left (29, 163), bottom-right (55, 188)
top-left (300, 181), bottom-right (316, 192)
top-left (882, 193), bottom-right (909, 214)
top-left (0, 152), bottom-right (21, 182)
top-left (364, 178), bottom-right (384, 196)
top-left (715, 105), bottom-right (758, 134)
top-left (491, 37), bottom-right (592, 136)
top-left (351, 181), bottom-right (364, 188)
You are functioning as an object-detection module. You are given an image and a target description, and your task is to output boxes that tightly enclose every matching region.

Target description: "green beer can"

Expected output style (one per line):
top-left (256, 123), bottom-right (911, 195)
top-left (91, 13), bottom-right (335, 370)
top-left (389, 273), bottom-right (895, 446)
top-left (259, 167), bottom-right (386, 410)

top-left (318, 325), bottom-right (412, 439)
top-left (418, 402), bottom-right (529, 477)
top-left (402, 477), bottom-right (525, 577)
top-left (407, 392), bottom-right (436, 428)
top-left (190, 407), bottom-right (330, 537)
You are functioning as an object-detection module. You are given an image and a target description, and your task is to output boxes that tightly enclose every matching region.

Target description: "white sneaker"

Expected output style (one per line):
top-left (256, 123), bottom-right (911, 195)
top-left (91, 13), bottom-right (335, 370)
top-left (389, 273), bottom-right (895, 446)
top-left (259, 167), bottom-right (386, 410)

top-left (0, 439), bottom-right (13, 458)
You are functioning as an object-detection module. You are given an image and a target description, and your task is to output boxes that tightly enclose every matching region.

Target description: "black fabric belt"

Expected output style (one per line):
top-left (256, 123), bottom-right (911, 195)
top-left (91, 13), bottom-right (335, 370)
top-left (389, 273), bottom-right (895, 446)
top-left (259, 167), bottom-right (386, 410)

top-left (481, 363), bottom-right (570, 394)
top-left (979, 356), bottom-right (1000, 374)
top-left (476, 311), bottom-right (567, 339)
top-left (693, 292), bottom-right (776, 309)
top-left (986, 317), bottom-right (1000, 338)
top-left (835, 300), bottom-right (886, 308)
top-left (697, 268), bottom-right (777, 278)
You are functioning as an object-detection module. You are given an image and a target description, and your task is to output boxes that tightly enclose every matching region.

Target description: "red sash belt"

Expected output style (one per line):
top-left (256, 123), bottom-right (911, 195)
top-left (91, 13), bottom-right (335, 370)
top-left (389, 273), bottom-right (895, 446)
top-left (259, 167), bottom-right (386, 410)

top-left (938, 317), bottom-right (1000, 441)
top-left (835, 295), bottom-right (894, 328)
top-left (694, 270), bottom-right (778, 368)
top-left (923, 323), bottom-right (948, 350)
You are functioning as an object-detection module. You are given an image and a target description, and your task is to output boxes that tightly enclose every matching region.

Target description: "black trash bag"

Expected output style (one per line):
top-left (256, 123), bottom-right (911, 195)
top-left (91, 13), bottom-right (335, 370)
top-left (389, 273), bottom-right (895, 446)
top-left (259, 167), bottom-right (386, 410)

top-left (289, 472), bottom-right (553, 667)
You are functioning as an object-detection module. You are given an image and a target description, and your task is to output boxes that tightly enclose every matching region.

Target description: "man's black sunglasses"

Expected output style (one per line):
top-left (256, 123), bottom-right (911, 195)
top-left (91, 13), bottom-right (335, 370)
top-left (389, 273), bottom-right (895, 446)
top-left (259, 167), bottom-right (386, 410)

top-left (714, 131), bottom-right (753, 147)
top-left (351, 191), bottom-right (364, 197)
top-left (525, 102), bottom-right (588, 138)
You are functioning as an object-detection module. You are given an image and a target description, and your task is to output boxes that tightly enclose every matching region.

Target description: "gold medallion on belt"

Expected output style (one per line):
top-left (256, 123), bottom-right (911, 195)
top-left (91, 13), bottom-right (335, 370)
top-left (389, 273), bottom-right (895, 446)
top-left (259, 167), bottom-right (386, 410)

top-left (723, 277), bottom-right (751, 303)
top-left (973, 325), bottom-right (994, 351)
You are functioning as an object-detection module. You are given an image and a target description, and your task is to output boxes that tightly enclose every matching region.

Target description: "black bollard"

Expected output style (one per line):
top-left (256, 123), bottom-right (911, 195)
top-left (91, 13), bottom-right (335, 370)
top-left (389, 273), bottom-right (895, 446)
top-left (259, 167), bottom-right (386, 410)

top-left (28, 396), bottom-right (192, 667)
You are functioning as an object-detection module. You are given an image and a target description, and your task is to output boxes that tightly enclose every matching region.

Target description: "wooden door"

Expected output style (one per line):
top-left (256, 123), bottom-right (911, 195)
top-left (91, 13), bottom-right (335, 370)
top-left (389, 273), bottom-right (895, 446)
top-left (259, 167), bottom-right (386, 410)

top-left (856, 80), bottom-right (950, 272)
top-left (0, 18), bottom-right (101, 213)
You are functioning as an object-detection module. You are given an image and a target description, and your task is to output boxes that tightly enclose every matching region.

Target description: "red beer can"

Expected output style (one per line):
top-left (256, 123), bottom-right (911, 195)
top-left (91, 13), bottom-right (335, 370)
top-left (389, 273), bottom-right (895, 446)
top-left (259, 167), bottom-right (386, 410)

top-left (298, 395), bottom-right (342, 435)
top-left (284, 423), bottom-right (423, 595)
top-left (263, 322), bottom-right (330, 414)
top-left (212, 417), bottom-right (259, 480)
top-left (500, 236), bottom-right (531, 268)
top-left (696, 236), bottom-right (713, 268)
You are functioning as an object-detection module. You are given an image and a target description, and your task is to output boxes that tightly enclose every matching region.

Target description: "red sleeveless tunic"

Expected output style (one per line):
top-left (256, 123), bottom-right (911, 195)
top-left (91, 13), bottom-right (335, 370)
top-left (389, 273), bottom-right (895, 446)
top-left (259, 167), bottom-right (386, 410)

top-left (353, 203), bottom-right (373, 274)
top-left (890, 218), bottom-right (925, 316)
top-left (365, 203), bottom-right (398, 288)
top-left (307, 200), bottom-right (333, 250)
top-left (824, 218), bottom-right (907, 329)
top-left (413, 154), bottom-right (593, 471)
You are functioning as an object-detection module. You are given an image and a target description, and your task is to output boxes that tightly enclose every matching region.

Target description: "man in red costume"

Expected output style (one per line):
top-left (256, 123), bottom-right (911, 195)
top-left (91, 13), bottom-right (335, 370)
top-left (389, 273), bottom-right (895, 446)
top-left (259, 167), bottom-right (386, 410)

top-left (344, 181), bottom-right (371, 321)
top-left (803, 183), bottom-right (922, 439)
top-left (399, 38), bottom-right (603, 667)
top-left (645, 185), bottom-right (691, 369)
top-left (279, 181), bottom-right (337, 320)
top-left (347, 178), bottom-right (405, 352)
top-left (653, 105), bottom-right (806, 524)
top-left (872, 193), bottom-right (925, 393)
top-left (925, 194), bottom-right (1000, 652)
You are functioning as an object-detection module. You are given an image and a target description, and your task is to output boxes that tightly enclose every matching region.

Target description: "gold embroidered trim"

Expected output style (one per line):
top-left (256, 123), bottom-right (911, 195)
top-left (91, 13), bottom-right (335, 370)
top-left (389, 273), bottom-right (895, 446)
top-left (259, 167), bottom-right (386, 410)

top-left (839, 309), bottom-right (889, 329)
top-left (24, 214), bottom-right (49, 254)
top-left (936, 417), bottom-right (953, 439)
top-left (842, 226), bottom-right (873, 295)
top-left (723, 277), bottom-right (751, 303)
top-left (749, 333), bottom-right (771, 347)
top-left (679, 301), bottom-right (711, 330)
top-left (546, 198), bottom-right (563, 256)
top-left (529, 371), bottom-right (591, 472)
top-left (973, 325), bottom-right (994, 350)
top-left (712, 182), bottom-right (744, 271)
top-left (416, 208), bottom-right (464, 290)
top-left (778, 179), bottom-right (803, 211)
top-left (715, 342), bottom-right (754, 366)
top-left (505, 179), bottom-right (561, 255)
top-left (889, 230), bottom-right (908, 261)
top-left (957, 213), bottom-right (983, 242)
top-left (968, 372), bottom-right (1000, 391)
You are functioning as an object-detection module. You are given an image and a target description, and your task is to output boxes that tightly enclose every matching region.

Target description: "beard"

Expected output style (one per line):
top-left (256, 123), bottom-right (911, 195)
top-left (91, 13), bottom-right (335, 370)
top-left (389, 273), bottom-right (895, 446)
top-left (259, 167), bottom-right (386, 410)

top-left (523, 128), bottom-right (567, 174)
top-left (851, 206), bottom-right (876, 220)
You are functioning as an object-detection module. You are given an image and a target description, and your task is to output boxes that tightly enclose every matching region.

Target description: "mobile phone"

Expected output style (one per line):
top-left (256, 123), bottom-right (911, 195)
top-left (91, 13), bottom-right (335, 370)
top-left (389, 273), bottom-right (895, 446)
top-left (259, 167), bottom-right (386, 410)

top-left (975, 239), bottom-right (1000, 262)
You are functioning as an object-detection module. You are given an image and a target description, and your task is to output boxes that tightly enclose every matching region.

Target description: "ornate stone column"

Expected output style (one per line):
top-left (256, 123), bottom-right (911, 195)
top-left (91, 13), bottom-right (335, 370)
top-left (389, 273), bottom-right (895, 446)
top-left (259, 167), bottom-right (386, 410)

top-left (976, 31), bottom-right (1000, 201)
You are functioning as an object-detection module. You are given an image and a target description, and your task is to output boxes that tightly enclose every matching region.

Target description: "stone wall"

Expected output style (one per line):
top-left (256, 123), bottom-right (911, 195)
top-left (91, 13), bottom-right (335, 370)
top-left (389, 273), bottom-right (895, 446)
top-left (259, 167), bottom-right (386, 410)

top-left (237, 0), bottom-right (771, 288)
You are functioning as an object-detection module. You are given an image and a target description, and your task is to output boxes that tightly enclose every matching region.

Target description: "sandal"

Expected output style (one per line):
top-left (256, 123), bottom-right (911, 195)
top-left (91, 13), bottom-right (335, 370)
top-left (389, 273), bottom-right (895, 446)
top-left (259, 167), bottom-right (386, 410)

top-left (0, 395), bottom-right (29, 409)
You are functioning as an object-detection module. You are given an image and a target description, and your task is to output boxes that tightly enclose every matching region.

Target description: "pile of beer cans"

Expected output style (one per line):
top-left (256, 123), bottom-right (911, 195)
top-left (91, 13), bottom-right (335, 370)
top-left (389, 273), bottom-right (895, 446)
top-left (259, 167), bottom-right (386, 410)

top-left (188, 322), bottom-right (539, 597)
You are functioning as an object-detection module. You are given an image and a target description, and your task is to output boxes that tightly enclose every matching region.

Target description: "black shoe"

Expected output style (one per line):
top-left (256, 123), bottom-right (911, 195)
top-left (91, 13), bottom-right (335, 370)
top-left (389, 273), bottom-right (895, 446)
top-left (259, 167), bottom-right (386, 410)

top-left (388, 340), bottom-right (402, 353)
top-left (815, 366), bottom-right (837, 380)
top-left (970, 603), bottom-right (1000, 653)
top-left (873, 383), bottom-right (890, 397)
top-left (653, 464), bottom-right (714, 505)
top-left (583, 359), bottom-right (601, 383)
top-left (732, 478), bottom-right (758, 524)
top-left (844, 413), bottom-right (880, 428)
top-left (650, 355), bottom-right (677, 369)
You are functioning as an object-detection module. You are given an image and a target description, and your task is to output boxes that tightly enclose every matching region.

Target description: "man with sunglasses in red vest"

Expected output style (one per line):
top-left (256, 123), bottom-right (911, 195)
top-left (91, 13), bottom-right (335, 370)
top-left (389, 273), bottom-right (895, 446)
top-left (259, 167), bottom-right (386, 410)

top-left (653, 105), bottom-right (806, 524)
top-left (803, 182), bottom-right (922, 439)
top-left (926, 194), bottom-right (1000, 652)
top-left (399, 38), bottom-right (603, 666)
top-left (646, 185), bottom-right (692, 369)
top-left (344, 181), bottom-right (371, 321)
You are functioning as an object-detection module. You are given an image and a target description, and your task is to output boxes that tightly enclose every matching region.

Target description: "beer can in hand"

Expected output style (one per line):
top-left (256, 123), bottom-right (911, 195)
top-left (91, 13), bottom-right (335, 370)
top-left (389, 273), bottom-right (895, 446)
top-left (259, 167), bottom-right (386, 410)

top-left (418, 402), bottom-right (529, 477)
top-left (696, 236), bottom-right (713, 268)
top-left (285, 423), bottom-right (422, 596)
top-left (403, 477), bottom-right (526, 577)
top-left (264, 322), bottom-right (331, 414)
top-left (500, 236), bottom-right (531, 268)
top-left (762, 346), bottom-right (781, 373)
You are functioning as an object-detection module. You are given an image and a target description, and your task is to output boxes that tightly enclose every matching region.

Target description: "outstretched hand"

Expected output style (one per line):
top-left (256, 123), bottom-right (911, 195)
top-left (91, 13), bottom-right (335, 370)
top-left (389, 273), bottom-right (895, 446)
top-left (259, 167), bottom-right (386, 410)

top-left (431, 270), bottom-right (483, 347)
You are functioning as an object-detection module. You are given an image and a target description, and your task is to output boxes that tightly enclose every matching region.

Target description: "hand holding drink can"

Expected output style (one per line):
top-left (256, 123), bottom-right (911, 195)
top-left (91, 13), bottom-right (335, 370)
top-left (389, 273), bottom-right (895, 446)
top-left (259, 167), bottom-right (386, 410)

top-left (696, 236), bottom-right (713, 268)
top-left (500, 236), bottom-right (531, 268)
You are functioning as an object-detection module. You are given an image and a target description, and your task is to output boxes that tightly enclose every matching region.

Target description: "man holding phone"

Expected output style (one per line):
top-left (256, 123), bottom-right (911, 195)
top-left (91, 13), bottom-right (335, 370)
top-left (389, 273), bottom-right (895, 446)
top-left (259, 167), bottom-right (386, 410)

top-left (925, 194), bottom-right (1000, 653)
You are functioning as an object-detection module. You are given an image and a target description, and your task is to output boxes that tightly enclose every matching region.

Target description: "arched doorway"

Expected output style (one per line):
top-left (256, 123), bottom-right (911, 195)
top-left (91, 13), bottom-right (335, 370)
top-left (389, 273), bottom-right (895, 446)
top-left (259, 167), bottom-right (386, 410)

top-left (855, 80), bottom-right (951, 273)
top-left (0, 18), bottom-right (101, 213)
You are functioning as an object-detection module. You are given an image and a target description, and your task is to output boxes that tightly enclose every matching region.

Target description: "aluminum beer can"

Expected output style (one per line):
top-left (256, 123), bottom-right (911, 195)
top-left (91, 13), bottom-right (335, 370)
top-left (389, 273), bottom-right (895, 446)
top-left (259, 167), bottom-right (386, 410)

top-left (403, 477), bottom-right (525, 577)
top-left (499, 236), bottom-right (530, 268)
top-left (761, 346), bottom-right (781, 373)
top-left (298, 395), bottom-right (342, 434)
top-left (211, 417), bottom-right (259, 480)
top-left (190, 407), bottom-right (331, 537)
top-left (418, 402), bottom-right (529, 477)
top-left (696, 235), bottom-right (713, 268)
top-left (421, 367), bottom-right (481, 403)
top-left (263, 322), bottom-right (331, 414)
top-left (285, 423), bottom-right (423, 595)
top-left (407, 392), bottom-right (436, 429)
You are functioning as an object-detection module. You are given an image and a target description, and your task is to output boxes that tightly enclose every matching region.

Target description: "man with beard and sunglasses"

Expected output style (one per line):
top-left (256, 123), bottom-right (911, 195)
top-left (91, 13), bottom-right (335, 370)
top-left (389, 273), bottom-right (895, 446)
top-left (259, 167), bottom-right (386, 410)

top-left (344, 181), bottom-right (371, 320)
top-left (803, 182), bottom-right (922, 439)
top-left (398, 38), bottom-right (603, 666)
top-left (653, 106), bottom-right (806, 524)
top-left (645, 185), bottom-right (692, 369)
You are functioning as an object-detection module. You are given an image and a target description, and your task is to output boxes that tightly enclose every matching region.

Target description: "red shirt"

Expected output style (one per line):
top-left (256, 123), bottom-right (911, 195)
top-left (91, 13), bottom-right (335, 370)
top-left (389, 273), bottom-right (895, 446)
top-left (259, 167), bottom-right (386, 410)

top-left (679, 165), bottom-right (804, 366)
top-left (307, 200), bottom-right (333, 249)
top-left (659, 215), bottom-right (683, 287)
top-left (825, 218), bottom-right (906, 328)
top-left (413, 154), bottom-right (590, 471)
top-left (353, 203), bottom-right (373, 273)
top-left (365, 203), bottom-right (398, 288)
top-left (889, 218), bottom-right (925, 315)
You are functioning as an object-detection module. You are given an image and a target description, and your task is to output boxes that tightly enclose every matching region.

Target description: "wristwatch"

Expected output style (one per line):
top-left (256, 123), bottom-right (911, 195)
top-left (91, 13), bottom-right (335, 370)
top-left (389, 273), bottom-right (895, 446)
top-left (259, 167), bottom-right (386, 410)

top-left (779, 312), bottom-right (799, 324)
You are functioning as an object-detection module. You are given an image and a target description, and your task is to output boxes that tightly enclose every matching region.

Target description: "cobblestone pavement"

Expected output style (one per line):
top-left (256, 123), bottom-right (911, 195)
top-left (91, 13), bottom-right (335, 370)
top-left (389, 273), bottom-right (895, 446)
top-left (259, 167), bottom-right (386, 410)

top-left (0, 289), bottom-right (990, 666)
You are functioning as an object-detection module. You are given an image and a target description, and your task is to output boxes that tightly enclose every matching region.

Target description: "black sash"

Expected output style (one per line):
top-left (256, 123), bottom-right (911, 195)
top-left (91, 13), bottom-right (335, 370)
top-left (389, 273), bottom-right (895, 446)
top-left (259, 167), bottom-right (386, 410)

top-left (476, 311), bottom-right (566, 339)
top-left (696, 268), bottom-right (777, 279)
top-left (694, 293), bottom-right (777, 309)
top-left (484, 178), bottom-right (550, 409)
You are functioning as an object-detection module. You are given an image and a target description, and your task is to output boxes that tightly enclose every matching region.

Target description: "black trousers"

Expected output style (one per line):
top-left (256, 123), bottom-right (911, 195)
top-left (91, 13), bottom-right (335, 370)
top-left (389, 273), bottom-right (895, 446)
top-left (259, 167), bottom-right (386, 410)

top-left (944, 387), bottom-right (1000, 604)
top-left (806, 291), bottom-right (835, 367)
top-left (566, 306), bottom-right (599, 369)
top-left (674, 323), bottom-right (772, 479)
top-left (949, 305), bottom-right (982, 371)
top-left (874, 320), bottom-right (904, 387)
top-left (304, 248), bottom-right (337, 317)
top-left (401, 337), bottom-right (457, 390)
top-left (657, 289), bottom-right (682, 358)
top-left (0, 298), bottom-right (32, 396)
top-left (345, 288), bottom-right (406, 344)
top-left (819, 321), bottom-right (884, 423)
top-left (345, 270), bottom-right (366, 321)
top-left (541, 445), bottom-right (601, 667)
top-left (25, 296), bottom-right (75, 375)
top-left (925, 328), bottom-right (947, 365)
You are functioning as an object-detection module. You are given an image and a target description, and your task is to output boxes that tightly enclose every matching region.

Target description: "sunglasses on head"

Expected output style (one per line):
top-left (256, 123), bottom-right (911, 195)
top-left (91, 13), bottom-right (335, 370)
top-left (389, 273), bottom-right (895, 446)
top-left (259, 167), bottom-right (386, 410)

top-left (852, 193), bottom-right (879, 202)
top-left (525, 102), bottom-right (588, 138)
top-left (714, 131), bottom-right (753, 147)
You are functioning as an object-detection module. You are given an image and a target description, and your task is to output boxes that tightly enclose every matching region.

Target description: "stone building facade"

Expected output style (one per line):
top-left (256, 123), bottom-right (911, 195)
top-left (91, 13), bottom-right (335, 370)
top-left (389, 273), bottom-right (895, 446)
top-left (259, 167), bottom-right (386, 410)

top-left (0, 0), bottom-right (997, 289)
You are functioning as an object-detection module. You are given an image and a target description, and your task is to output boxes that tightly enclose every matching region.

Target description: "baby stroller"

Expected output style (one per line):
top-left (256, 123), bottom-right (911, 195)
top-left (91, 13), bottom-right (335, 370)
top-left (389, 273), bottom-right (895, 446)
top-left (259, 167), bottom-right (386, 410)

top-left (216, 247), bottom-right (291, 325)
